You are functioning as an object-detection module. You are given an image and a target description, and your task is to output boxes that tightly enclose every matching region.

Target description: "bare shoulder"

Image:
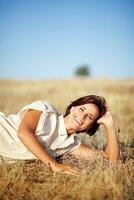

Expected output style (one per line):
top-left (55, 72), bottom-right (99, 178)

top-left (18, 109), bottom-right (42, 133)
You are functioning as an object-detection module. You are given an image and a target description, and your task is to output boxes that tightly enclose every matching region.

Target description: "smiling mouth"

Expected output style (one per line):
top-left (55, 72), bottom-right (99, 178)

top-left (74, 116), bottom-right (82, 125)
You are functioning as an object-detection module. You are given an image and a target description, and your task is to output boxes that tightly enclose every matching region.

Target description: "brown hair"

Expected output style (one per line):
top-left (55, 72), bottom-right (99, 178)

top-left (64, 95), bottom-right (107, 136)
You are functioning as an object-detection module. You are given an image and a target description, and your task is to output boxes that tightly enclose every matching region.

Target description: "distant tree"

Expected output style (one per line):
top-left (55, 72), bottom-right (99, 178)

top-left (74, 65), bottom-right (90, 76)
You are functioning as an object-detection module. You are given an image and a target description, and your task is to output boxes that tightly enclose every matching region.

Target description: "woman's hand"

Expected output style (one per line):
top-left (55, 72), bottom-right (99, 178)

top-left (50, 161), bottom-right (81, 176)
top-left (97, 110), bottom-right (114, 127)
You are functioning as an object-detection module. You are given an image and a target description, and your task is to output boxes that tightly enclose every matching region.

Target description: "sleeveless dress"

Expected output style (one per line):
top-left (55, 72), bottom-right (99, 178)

top-left (0, 100), bottom-right (81, 161)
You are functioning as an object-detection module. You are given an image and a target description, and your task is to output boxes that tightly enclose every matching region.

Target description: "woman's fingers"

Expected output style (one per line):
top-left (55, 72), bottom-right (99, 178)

top-left (52, 162), bottom-right (81, 176)
top-left (97, 110), bottom-right (114, 126)
top-left (62, 165), bottom-right (81, 176)
top-left (64, 168), bottom-right (81, 176)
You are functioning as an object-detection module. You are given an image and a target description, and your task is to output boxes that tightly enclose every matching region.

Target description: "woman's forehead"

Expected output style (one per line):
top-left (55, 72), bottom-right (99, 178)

top-left (78, 103), bottom-right (99, 113)
top-left (78, 103), bottom-right (98, 108)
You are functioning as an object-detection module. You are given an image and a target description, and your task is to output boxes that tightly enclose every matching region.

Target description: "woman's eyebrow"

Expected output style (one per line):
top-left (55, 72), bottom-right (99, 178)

top-left (82, 106), bottom-right (94, 119)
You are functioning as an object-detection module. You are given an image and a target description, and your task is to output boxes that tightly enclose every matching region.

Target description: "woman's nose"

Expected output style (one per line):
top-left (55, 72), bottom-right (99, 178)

top-left (80, 112), bottom-right (86, 120)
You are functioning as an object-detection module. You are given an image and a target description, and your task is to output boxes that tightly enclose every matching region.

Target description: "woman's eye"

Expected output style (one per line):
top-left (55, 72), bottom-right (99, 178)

top-left (80, 107), bottom-right (84, 111)
top-left (88, 115), bottom-right (93, 120)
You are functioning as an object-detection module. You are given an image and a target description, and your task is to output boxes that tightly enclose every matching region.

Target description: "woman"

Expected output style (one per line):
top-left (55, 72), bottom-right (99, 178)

top-left (0, 95), bottom-right (120, 175)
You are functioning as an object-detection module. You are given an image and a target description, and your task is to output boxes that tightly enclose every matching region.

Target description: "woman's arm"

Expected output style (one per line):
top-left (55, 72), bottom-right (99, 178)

top-left (97, 110), bottom-right (120, 161)
top-left (71, 110), bottom-right (120, 161)
top-left (18, 109), bottom-right (80, 175)
top-left (18, 109), bottom-right (55, 165)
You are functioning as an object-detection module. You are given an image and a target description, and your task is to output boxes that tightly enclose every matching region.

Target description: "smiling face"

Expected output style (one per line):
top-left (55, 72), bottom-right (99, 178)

top-left (65, 103), bottom-right (100, 134)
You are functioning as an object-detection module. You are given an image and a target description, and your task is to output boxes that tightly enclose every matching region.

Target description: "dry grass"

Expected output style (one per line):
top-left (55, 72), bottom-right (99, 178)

top-left (0, 77), bottom-right (134, 200)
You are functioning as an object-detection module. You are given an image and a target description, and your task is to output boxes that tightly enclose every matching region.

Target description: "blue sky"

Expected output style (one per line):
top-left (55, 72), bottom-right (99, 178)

top-left (0, 0), bottom-right (134, 79)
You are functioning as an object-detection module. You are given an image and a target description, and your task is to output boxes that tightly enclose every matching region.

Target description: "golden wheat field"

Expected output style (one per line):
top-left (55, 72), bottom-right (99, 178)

top-left (0, 78), bottom-right (134, 200)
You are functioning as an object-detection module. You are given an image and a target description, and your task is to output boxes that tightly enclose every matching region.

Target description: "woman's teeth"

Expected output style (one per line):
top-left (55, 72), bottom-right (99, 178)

top-left (74, 117), bottom-right (82, 125)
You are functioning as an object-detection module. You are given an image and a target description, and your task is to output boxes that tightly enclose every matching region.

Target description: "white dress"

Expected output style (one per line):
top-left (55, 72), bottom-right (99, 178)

top-left (0, 100), bottom-right (81, 161)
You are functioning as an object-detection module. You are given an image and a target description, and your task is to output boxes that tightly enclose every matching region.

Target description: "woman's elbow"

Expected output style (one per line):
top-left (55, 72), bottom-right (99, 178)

top-left (106, 152), bottom-right (121, 162)
top-left (17, 130), bottom-right (24, 140)
top-left (17, 130), bottom-right (30, 140)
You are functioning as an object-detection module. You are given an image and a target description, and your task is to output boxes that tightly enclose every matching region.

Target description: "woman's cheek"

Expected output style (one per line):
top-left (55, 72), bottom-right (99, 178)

top-left (86, 120), bottom-right (93, 129)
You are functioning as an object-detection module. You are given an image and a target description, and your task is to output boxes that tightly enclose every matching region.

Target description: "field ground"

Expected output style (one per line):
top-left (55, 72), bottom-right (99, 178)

top-left (0, 78), bottom-right (134, 200)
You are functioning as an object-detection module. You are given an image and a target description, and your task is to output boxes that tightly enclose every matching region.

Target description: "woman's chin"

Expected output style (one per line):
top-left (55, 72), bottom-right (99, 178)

top-left (72, 120), bottom-right (84, 132)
